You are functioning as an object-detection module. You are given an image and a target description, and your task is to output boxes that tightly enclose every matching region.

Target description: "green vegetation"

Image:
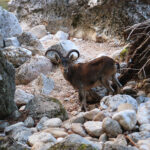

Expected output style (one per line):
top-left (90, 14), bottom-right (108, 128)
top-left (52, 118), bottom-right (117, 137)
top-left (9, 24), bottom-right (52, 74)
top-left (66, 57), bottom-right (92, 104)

top-left (0, 0), bottom-right (9, 10)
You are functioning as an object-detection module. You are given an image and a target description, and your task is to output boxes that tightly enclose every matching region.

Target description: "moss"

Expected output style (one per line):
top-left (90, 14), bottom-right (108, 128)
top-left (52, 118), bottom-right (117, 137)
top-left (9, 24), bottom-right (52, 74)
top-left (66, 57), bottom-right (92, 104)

top-left (0, 0), bottom-right (9, 10)
top-left (120, 47), bottom-right (128, 61)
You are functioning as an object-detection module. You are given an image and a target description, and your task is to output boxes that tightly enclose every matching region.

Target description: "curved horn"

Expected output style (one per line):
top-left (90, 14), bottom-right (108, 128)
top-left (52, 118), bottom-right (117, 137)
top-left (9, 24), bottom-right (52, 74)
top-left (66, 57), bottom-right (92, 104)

top-left (66, 49), bottom-right (80, 59)
top-left (45, 49), bottom-right (63, 58)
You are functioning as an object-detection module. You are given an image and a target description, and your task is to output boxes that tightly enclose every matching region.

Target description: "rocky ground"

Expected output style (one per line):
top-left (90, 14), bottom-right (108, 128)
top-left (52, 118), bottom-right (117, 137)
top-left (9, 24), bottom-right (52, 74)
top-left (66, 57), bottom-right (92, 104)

top-left (1, 6), bottom-right (150, 150)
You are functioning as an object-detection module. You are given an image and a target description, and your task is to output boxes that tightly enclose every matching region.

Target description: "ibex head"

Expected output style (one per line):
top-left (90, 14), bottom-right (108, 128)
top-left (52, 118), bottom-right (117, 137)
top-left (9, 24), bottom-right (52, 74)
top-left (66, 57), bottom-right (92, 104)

top-left (45, 49), bottom-right (80, 71)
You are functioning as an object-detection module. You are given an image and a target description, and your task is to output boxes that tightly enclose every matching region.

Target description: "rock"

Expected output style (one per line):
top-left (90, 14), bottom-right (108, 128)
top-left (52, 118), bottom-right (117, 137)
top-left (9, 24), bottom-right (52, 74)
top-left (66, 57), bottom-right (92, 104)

top-left (103, 142), bottom-right (137, 150)
top-left (114, 134), bottom-right (127, 146)
top-left (140, 124), bottom-right (150, 132)
top-left (0, 7), bottom-right (22, 38)
top-left (32, 142), bottom-right (54, 150)
top-left (46, 40), bottom-right (79, 64)
top-left (111, 49), bottom-right (122, 60)
top-left (71, 123), bottom-right (87, 137)
top-left (43, 118), bottom-right (62, 128)
top-left (100, 94), bottom-right (138, 112)
top-left (144, 83), bottom-right (150, 94)
top-left (57, 137), bottom-right (64, 143)
top-left (137, 100), bottom-right (150, 125)
top-left (62, 120), bottom-right (72, 130)
top-left (69, 112), bottom-right (85, 124)
top-left (113, 110), bottom-right (137, 131)
top-left (0, 50), bottom-right (18, 119)
top-left (122, 86), bottom-right (137, 98)
top-left (30, 25), bottom-right (47, 39)
top-left (54, 31), bottom-right (69, 40)
top-left (0, 121), bottom-right (9, 131)
top-left (50, 134), bottom-right (100, 150)
top-left (84, 121), bottom-right (103, 137)
top-left (28, 132), bottom-right (56, 146)
top-left (18, 32), bottom-right (44, 55)
top-left (24, 116), bottom-right (34, 128)
top-left (93, 111), bottom-right (108, 121)
top-left (4, 37), bottom-right (20, 47)
top-left (14, 89), bottom-right (34, 106)
top-left (137, 138), bottom-right (150, 150)
top-left (16, 55), bottom-right (52, 85)
top-left (117, 103), bottom-right (134, 112)
top-left (83, 108), bottom-right (100, 120)
top-left (43, 128), bottom-right (68, 138)
top-left (30, 73), bottom-right (54, 95)
top-left (1, 46), bottom-right (32, 67)
top-left (5, 122), bottom-right (32, 144)
top-left (128, 131), bottom-right (150, 143)
top-left (40, 34), bottom-right (53, 42)
top-left (19, 105), bottom-right (26, 111)
top-left (102, 117), bottom-right (122, 137)
top-left (25, 96), bottom-right (68, 121)
top-left (0, 33), bottom-right (4, 48)
top-left (99, 133), bottom-right (107, 142)
top-left (136, 96), bottom-right (149, 105)
top-left (36, 116), bottom-right (49, 131)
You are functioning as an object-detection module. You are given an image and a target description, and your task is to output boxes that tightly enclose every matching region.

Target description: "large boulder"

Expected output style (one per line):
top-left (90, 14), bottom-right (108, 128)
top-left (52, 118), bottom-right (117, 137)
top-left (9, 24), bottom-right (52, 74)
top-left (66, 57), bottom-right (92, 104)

top-left (100, 94), bottom-right (138, 112)
top-left (1, 46), bottom-right (32, 67)
top-left (0, 50), bottom-right (18, 119)
top-left (18, 32), bottom-right (45, 55)
top-left (9, 0), bottom-right (150, 41)
top-left (15, 55), bottom-right (52, 85)
top-left (0, 7), bottom-right (22, 38)
top-left (25, 95), bottom-right (68, 121)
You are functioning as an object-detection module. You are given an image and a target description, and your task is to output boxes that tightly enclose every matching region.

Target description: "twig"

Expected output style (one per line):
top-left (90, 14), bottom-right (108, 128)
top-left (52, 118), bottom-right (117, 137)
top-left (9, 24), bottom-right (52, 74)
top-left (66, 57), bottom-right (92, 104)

top-left (125, 135), bottom-right (139, 148)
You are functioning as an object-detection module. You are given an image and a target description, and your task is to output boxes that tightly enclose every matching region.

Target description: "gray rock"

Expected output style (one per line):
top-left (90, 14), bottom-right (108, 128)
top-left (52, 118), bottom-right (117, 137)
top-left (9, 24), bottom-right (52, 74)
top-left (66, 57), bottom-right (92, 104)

top-left (40, 34), bottom-right (53, 42)
top-left (2, 46), bottom-right (32, 67)
top-left (0, 121), bottom-right (9, 131)
top-left (0, 7), bottom-right (22, 38)
top-left (36, 116), bottom-right (49, 131)
top-left (25, 95), bottom-right (68, 121)
top-left (43, 118), bottom-right (62, 128)
top-left (83, 108), bottom-right (100, 120)
top-left (137, 138), bottom-right (150, 150)
top-left (128, 131), bottom-right (150, 143)
top-left (100, 94), bottom-right (138, 112)
top-left (50, 134), bottom-right (100, 150)
top-left (0, 33), bottom-right (4, 48)
top-left (30, 25), bottom-right (47, 39)
top-left (137, 100), bottom-right (150, 125)
top-left (140, 124), bottom-right (150, 132)
top-left (30, 73), bottom-right (54, 95)
top-left (4, 37), bottom-right (20, 47)
top-left (102, 117), bottom-right (122, 137)
top-left (84, 121), bottom-right (103, 137)
top-left (18, 32), bottom-right (44, 55)
top-left (24, 116), bottom-right (35, 128)
top-left (5, 122), bottom-right (32, 144)
top-left (113, 110), bottom-right (137, 131)
top-left (16, 55), bottom-right (52, 85)
top-left (0, 50), bottom-right (18, 119)
top-left (14, 89), bottom-right (34, 106)
top-left (54, 31), bottom-right (69, 40)
top-left (69, 112), bottom-right (85, 124)
top-left (136, 96), bottom-right (149, 105)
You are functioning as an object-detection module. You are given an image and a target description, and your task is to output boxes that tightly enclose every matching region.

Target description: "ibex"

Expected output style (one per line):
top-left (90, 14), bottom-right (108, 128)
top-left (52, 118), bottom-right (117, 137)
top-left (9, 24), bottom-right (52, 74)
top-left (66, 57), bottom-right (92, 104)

top-left (45, 49), bottom-right (122, 111)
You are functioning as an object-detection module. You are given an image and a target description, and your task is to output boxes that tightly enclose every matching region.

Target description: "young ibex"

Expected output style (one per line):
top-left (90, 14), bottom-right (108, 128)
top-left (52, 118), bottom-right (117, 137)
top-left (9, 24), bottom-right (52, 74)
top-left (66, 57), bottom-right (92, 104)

top-left (45, 49), bottom-right (122, 111)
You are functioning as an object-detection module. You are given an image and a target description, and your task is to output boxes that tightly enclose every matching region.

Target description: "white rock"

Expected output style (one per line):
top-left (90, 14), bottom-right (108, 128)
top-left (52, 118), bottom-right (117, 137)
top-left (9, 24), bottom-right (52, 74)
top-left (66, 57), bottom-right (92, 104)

top-left (32, 142), bottom-right (54, 150)
top-left (30, 73), bottom-right (54, 95)
top-left (24, 116), bottom-right (34, 127)
top-left (40, 34), bottom-right (53, 42)
top-left (140, 124), bottom-right (150, 132)
top-left (84, 108), bottom-right (100, 120)
top-left (36, 116), bottom-right (49, 131)
top-left (84, 121), bottom-right (103, 137)
top-left (30, 25), bottom-right (47, 39)
top-left (100, 94), bottom-right (138, 111)
top-left (28, 132), bottom-right (56, 146)
top-left (113, 110), bottom-right (137, 130)
top-left (14, 89), bottom-right (34, 106)
top-left (19, 105), bottom-right (26, 111)
top-left (57, 137), bottom-right (64, 143)
top-left (137, 138), bottom-right (150, 150)
top-left (137, 101), bottom-right (150, 125)
top-left (16, 55), bottom-right (52, 85)
top-left (1, 46), bottom-right (32, 67)
top-left (69, 112), bottom-right (85, 124)
top-left (43, 118), bottom-right (62, 128)
top-left (102, 117), bottom-right (122, 137)
top-left (4, 37), bottom-right (20, 47)
top-left (71, 123), bottom-right (87, 137)
top-left (111, 49), bottom-right (122, 60)
top-left (54, 31), bottom-right (69, 40)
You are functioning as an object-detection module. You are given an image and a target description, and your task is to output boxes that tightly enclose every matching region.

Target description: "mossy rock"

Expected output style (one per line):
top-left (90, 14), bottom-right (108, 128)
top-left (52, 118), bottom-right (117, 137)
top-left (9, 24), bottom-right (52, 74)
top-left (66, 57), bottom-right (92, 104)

top-left (49, 142), bottom-right (97, 150)
top-left (25, 95), bottom-right (68, 121)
